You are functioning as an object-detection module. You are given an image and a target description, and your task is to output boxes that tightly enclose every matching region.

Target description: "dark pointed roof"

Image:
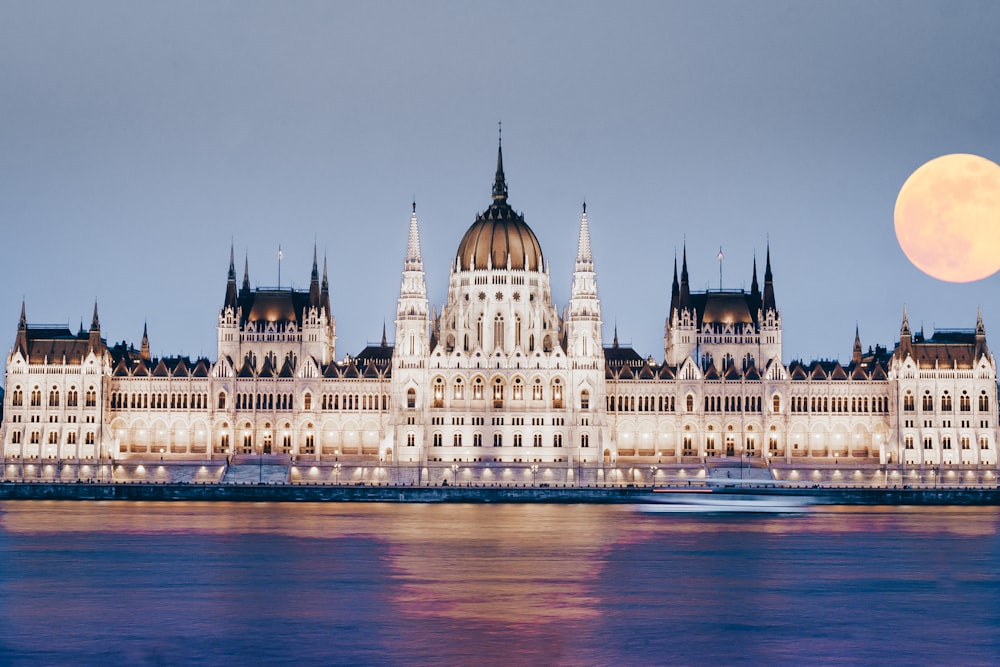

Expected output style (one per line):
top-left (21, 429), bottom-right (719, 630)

top-left (455, 135), bottom-right (543, 272)
top-left (762, 245), bottom-right (776, 312)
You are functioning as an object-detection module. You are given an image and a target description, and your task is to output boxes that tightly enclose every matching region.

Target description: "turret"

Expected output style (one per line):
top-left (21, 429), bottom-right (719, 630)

top-left (852, 325), bottom-right (862, 365)
top-left (762, 245), bottom-right (776, 313)
top-left (975, 306), bottom-right (989, 360)
top-left (14, 299), bottom-right (27, 357)
top-left (308, 244), bottom-right (321, 310)
top-left (141, 322), bottom-right (151, 362)
top-left (88, 301), bottom-right (102, 354)
top-left (899, 305), bottom-right (912, 358)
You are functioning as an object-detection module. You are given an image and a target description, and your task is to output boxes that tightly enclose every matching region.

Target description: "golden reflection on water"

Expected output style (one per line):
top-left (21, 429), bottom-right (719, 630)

top-left (2, 501), bottom-right (998, 628)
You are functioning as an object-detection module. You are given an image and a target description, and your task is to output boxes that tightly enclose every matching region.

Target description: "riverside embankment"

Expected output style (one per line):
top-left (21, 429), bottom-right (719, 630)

top-left (4, 481), bottom-right (1000, 504)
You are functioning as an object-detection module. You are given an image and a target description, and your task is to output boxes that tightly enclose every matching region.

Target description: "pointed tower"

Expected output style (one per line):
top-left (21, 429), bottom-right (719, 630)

top-left (665, 244), bottom-right (697, 365)
top-left (566, 203), bottom-right (604, 362)
top-left (308, 244), bottom-right (321, 311)
top-left (14, 299), bottom-right (28, 357)
top-left (898, 305), bottom-right (913, 358)
top-left (88, 301), bottom-right (103, 355)
top-left (852, 325), bottom-right (863, 366)
top-left (762, 245), bottom-right (776, 313)
top-left (219, 248), bottom-right (242, 362)
top-left (224, 243), bottom-right (238, 310)
top-left (241, 254), bottom-right (251, 293)
top-left (394, 201), bottom-right (431, 364)
top-left (975, 306), bottom-right (989, 360)
top-left (749, 253), bottom-right (761, 314)
top-left (141, 322), bottom-right (151, 362)
top-left (321, 254), bottom-right (332, 317)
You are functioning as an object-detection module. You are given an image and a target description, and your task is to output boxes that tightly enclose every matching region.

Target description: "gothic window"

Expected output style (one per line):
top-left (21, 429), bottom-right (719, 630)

top-left (904, 436), bottom-right (914, 450)
top-left (67, 432), bottom-right (76, 445)
top-left (473, 378), bottom-right (484, 400)
top-left (942, 436), bottom-right (952, 450)
top-left (30, 387), bottom-right (41, 407)
top-left (30, 431), bottom-right (40, 444)
top-left (86, 387), bottom-right (97, 408)
top-left (494, 314), bottom-right (504, 351)
top-left (407, 388), bottom-right (416, 409)
top-left (515, 316), bottom-right (522, 347)
top-left (473, 433), bottom-right (483, 447)
top-left (980, 436), bottom-right (990, 450)
top-left (979, 392), bottom-right (989, 412)
top-left (85, 431), bottom-right (95, 445)
top-left (513, 434), bottom-right (523, 447)
top-left (686, 394), bottom-right (695, 412)
top-left (532, 380), bottom-right (543, 401)
top-left (303, 393), bottom-right (311, 411)
top-left (48, 431), bottom-right (58, 444)
top-left (922, 393), bottom-right (933, 411)
top-left (477, 316), bottom-right (483, 346)
top-left (923, 436), bottom-right (933, 450)
top-left (12, 387), bottom-right (23, 406)
top-left (453, 433), bottom-right (462, 447)
top-left (682, 435), bottom-right (694, 455)
top-left (49, 386), bottom-right (59, 407)
top-left (533, 434), bottom-right (542, 447)
top-left (903, 392), bottom-right (914, 411)
top-left (706, 436), bottom-right (716, 454)
top-left (960, 393), bottom-right (971, 411)
top-left (551, 379), bottom-right (563, 408)
top-left (580, 433), bottom-right (589, 448)
top-left (453, 378), bottom-right (464, 400)
top-left (493, 378), bottom-right (505, 407)
top-left (406, 433), bottom-right (416, 447)
top-left (961, 436), bottom-right (971, 450)
top-left (940, 393), bottom-right (952, 411)
top-left (433, 433), bottom-right (442, 447)
top-left (493, 433), bottom-right (503, 447)
top-left (581, 389), bottom-right (590, 410)
top-left (553, 434), bottom-right (562, 447)
top-left (512, 378), bottom-right (524, 401)
top-left (742, 353), bottom-right (754, 372)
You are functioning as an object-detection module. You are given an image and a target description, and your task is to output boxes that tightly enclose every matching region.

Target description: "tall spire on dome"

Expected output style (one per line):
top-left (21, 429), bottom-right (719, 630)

top-left (492, 122), bottom-right (508, 203)
top-left (406, 200), bottom-right (423, 271)
top-left (575, 202), bottom-right (593, 271)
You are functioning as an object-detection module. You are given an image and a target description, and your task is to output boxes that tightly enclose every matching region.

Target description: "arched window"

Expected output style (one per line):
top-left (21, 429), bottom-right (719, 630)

top-left (533, 433), bottom-right (542, 447)
top-left (433, 378), bottom-right (445, 408)
top-left (12, 387), bottom-right (23, 406)
top-left (580, 389), bottom-right (590, 410)
top-left (941, 393), bottom-right (952, 411)
top-left (406, 433), bottom-right (416, 447)
top-left (922, 393), bottom-right (933, 411)
top-left (493, 433), bottom-right (503, 447)
top-left (512, 377), bottom-right (524, 401)
top-left (979, 392), bottom-right (989, 412)
top-left (493, 378), bottom-right (505, 407)
top-left (772, 394), bottom-right (781, 413)
top-left (903, 392), bottom-right (914, 411)
top-left (960, 392), bottom-right (971, 411)
top-left (686, 394), bottom-right (695, 412)
top-left (407, 388), bottom-right (416, 409)
top-left (553, 434), bottom-right (563, 447)
top-left (453, 378), bottom-right (464, 400)
top-left (432, 433), bottom-right (442, 447)
top-left (49, 386), bottom-right (59, 407)
top-left (453, 433), bottom-right (462, 447)
top-left (580, 433), bottom-right (589, 448)
top-left (551, 379), bottom-right (563, 408)
top-left (532, 380), bottom-right (543, 401)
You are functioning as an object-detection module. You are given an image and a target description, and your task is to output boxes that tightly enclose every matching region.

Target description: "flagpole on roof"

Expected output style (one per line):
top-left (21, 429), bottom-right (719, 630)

top-left (717, 246), bottom-right (724, 290)
top-left (277, 245), bottom-right (284, 289)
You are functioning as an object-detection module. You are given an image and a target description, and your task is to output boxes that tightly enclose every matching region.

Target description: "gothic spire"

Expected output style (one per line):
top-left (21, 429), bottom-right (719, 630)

top-left (381, 321), bottom-right (388, 347)
top-left (406, 202), bottom-right (423, 271)
top-left (492, 125), bottom-right (508, 203)
top-left (975, 306), bottom-right (989, 359)
top-left (141, 321), bottom-right (151, 362)
top-left (14, 299), bottom-right (27, 356)
top-left (762, 244), bottom-right (776, 312)
top-left (321, 253), bottom-right (331, 315)
top-left (90, 301), bottom-right (100, 331)
top-left (669, 253), bottom-right (680, 315)
top-left (242, 253), bottom-right (250, 292)
top-left (750, 253), bottom-right (760, 297)
top-left (852, 324), bottom-right (862, 365)
top-left (225, 243), bottom-right (238, 308)
top-left (88, 300), bottom-right (102, 354)
top-left (309, 243), bottom-right (321, 308)
top-left (678, 243), bottom-right (691, 310)
top-left (575, 203), bottom-right (593, 271)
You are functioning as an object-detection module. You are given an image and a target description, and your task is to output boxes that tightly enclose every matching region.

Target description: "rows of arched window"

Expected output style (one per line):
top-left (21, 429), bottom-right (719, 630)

top-left (110, 391), bottom-right (208, 411)
top-left (429, 432), bottom-right (566, 447)
top-left (319, 393), bottom-right (389, 411)
top-left (701, 395), bottom-right (763, 413)
top-left (234, 392), bottom-right (294, 411)
top-left (607, 395), bottom-right (677, 412)
top-left (7, 429), bottom-right (94, 448)
top-left (790, 395), bottom-right (889, 414)
top-left (902, 390), bottom-right (989, 413)
top-left (10, 385), bottom-right (92, 409)
top-left (424, 376), bottom-right (566, 409)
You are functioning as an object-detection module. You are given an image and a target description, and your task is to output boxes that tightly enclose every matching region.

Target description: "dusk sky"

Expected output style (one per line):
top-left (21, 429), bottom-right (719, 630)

top-left (2, 1), bottom-right (999, 375)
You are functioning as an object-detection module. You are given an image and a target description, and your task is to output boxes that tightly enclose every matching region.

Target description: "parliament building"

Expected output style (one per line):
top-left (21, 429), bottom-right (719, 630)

top-left (3, 141), bottom-right (998, 483)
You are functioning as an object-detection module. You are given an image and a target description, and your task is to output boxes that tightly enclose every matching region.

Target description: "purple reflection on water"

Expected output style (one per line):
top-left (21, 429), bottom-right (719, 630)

top-left (1, 502), bottom-right (998, 665)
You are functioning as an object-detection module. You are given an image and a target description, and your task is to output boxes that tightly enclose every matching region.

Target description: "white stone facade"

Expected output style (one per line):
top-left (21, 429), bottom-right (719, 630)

top-left (3, 148), bottom-right (997, 473)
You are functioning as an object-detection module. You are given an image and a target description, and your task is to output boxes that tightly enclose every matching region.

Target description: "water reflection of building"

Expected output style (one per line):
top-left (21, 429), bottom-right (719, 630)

top-left (3, 137), bottom-right (998, 478)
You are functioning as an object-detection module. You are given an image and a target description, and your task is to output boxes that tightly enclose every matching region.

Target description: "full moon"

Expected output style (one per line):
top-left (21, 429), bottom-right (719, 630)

top-left (894, 153), bottom-right (1000, 282)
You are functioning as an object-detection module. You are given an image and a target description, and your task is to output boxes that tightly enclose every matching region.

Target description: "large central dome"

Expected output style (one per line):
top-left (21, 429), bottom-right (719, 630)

top-left (455, 141), bottom-right (544, 272)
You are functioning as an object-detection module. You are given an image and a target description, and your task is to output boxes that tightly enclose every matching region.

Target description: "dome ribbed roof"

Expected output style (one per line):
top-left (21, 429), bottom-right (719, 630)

top-left (455, 137), bottom-right (544, 272)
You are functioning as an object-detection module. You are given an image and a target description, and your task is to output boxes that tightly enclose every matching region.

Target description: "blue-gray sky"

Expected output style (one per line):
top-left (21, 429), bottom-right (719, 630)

top-left (2, 1), bottom-right (999, 375)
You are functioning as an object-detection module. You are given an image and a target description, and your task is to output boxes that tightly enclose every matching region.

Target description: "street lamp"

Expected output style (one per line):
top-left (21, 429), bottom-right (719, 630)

top-left (649, 466), bottom-right (658, 488)
top-left (258, 443), bottom-right (263, 484)
top-left (334, 463), bottom-right (341, 485)
top-left (451, 464), bottom-right (459, 486)
top-left (530, 464), bottom-right (538, 487)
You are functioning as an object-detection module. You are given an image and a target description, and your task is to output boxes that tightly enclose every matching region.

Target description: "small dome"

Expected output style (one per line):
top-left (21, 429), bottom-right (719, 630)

top-left (455, 137), bottom-right (544, 272)
top-left (456, 203), bottom-right (544, 271)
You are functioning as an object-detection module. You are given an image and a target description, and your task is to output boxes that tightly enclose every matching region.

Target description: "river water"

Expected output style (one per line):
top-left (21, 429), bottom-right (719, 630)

top-left (1, 501), bottom-right (998, 666)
